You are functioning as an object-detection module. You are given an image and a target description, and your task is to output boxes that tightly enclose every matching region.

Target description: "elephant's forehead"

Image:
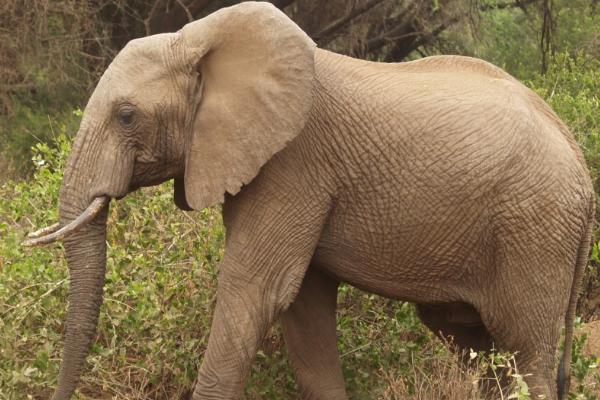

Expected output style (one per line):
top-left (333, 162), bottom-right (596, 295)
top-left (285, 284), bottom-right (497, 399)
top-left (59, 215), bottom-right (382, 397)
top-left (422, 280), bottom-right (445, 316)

top-left (118, 33), bottom-right (175, 63)
top-left (89, 58), bottom-right (170, 107)
top-left (95, 33), bottom-right (177, 99)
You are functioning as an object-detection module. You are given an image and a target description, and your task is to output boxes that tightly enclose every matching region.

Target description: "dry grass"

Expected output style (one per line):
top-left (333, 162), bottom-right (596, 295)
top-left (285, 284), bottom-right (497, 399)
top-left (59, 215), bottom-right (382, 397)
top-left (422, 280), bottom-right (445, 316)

top-left (378, 340), bottom-right (528, 400)
top-left (0, 154), bottom-right (10, 184)
top-left (380, 352), bottom-right (481, 399)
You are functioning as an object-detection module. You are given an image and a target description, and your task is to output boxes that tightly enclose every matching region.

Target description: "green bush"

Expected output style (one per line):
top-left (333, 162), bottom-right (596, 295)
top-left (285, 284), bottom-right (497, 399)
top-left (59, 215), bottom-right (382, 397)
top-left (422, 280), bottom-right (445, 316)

top-left (0, 100), bottom-right (82, 176)
top-left (528, 52), bottom-right (600, 188)
top-left (0, 126), bottom-right (226, 398)
top-left (570, 327), bottom-right (600, 400)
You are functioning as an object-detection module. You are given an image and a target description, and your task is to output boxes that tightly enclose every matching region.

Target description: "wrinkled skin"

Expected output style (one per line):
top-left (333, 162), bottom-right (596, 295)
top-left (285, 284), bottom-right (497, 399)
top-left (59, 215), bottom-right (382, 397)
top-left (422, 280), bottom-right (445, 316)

top-left (44, 2), bottom-right (594, 400)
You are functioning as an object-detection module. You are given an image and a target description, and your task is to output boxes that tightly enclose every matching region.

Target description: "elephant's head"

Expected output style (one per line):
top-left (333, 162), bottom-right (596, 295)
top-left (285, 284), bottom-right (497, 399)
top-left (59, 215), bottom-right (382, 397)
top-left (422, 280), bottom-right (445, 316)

top-left (24, 3), bottom-right (315, 398)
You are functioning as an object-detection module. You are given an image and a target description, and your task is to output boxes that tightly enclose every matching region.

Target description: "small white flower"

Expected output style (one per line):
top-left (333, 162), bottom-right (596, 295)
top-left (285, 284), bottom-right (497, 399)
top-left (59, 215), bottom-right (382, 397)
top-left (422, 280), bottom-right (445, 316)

top-left (469, 348), bottom-right (477, 360)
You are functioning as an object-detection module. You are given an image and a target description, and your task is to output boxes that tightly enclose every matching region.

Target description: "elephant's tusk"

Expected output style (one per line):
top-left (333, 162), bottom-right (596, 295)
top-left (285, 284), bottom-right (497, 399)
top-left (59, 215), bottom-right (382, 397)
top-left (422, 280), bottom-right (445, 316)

top-left (27, 222), bottom-right (61, 238)
top-left (22, 196), bottom-right (110, 247)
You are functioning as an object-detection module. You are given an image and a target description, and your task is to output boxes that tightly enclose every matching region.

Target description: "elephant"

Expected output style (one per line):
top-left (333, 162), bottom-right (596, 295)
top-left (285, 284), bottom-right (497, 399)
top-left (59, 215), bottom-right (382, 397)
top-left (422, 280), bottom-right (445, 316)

top-left (24, 2), bottom-right (595, 400)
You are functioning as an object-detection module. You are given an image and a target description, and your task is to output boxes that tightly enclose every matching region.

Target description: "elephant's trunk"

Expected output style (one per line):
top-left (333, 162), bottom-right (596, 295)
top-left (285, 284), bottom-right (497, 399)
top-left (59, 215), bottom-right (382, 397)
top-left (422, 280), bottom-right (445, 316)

top-left (51, 165), bottom-right (110, 399)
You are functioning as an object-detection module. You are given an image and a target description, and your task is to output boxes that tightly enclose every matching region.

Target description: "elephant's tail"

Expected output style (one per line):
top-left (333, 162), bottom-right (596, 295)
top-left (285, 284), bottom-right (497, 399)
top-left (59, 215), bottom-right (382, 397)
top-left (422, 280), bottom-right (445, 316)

top-left (558, 195), bottom-right (595, 400)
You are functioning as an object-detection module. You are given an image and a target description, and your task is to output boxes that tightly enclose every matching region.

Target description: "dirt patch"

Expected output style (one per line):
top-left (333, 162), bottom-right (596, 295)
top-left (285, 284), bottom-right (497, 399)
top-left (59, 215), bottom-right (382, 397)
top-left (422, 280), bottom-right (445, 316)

top-left (577, 320), bottom-right (600, 358)
top-left (0, 154), bottom-right (17, 184)
top-left (0, 155), bottom-right (7, 184)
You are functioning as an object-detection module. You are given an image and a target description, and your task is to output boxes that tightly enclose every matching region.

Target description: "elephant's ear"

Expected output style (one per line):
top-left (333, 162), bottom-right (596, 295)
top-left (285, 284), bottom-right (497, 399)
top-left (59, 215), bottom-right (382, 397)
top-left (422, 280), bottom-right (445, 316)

top-left (179, 2), bottom-right (316, 210)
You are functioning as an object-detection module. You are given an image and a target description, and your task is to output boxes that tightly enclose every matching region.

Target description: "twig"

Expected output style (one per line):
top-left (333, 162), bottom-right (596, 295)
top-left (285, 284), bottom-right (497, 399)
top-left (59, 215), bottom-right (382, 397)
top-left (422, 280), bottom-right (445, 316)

top-left (175, 0), bottom-right (194, 23)
top-left (363, 0), bottom-right (538, 60)
top-left (10, 279), bottom-right (67, 326)
top-left (315, 0), bottom-right (389, 47)
top-left (341, 342), bottom-right (373, 358)
top-left (270, 0), bottom-right (295, 10)
top-left (144, 0), bottom-right (166, 36)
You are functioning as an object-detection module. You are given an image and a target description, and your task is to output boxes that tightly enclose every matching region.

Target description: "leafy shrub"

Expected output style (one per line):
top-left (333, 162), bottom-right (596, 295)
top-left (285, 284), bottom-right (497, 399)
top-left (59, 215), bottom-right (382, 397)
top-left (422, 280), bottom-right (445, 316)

top-left (0, 122), bottom-right (225, 398)
top-left (528, 52), bottom-right (600, 187)
top-left (0, 103), bottom-right (82, 176)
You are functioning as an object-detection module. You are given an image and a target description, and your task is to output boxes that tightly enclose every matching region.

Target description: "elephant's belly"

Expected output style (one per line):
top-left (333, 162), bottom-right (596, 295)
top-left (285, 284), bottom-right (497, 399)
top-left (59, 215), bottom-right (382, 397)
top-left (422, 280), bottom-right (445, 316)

top-left (312, 198), bottom-right (492, 303)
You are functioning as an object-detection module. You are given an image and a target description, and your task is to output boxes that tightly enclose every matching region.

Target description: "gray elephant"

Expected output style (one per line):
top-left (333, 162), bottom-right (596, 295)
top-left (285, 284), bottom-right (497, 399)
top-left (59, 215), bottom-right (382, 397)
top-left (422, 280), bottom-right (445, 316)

top-left (25, 2), bottom-right (594, 400)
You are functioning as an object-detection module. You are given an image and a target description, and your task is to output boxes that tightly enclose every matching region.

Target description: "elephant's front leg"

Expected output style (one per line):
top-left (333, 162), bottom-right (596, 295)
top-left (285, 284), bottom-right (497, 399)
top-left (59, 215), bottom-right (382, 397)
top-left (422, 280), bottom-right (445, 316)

top-left (192, 182), bottom-right (331, 399)
top-left (192, 270), bottom-right (279, 399)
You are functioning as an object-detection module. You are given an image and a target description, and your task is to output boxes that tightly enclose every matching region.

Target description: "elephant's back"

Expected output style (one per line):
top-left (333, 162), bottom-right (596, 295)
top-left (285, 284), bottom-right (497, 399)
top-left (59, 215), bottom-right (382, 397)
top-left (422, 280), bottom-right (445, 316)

top-left (313, 49), bottom-right (591, 198)
top-left (310, 50), bottom-right (592, 302)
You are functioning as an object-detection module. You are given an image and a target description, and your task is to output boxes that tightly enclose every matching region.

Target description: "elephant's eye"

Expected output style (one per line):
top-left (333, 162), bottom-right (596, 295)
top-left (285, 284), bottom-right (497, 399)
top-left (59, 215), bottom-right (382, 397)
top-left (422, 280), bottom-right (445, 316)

top-left (118, 109), bottom-right (135, 126)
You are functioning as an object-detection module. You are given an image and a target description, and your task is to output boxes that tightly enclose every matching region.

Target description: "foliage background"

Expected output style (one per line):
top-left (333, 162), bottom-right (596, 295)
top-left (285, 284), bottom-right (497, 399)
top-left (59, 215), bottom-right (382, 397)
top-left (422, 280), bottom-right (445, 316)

top-left (1, 0), bottom-right (600, 398)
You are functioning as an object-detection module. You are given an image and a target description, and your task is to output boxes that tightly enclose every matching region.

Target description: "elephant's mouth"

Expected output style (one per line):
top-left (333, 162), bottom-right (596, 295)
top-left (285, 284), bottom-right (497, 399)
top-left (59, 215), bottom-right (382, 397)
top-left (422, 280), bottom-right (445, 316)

top-left (23, 196), bottom-right (110, 246)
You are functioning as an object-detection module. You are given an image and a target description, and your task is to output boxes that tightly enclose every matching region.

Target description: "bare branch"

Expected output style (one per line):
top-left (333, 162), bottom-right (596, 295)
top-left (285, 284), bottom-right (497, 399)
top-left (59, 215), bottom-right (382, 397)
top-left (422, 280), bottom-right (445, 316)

top-left (359, 2), bottom-right (421, 56)
top-left (175, 0), bottom-right (194, 23)
top-left (187, 0), bottom-right (217, 18)
top-left (363, 0), bottom-right (539, 61)
top-left (0, 83), bottom-right (38, 93)
top-left (540, 0), bottom-right (554, 74)
top-left (270, 0), bottom-right (295, 10)
top-left (483, 0), bottom-right (538, 11)
top-left (144, 0), bottom-right (166, 36)
top-left (315, 0), bottom-right (389, 47)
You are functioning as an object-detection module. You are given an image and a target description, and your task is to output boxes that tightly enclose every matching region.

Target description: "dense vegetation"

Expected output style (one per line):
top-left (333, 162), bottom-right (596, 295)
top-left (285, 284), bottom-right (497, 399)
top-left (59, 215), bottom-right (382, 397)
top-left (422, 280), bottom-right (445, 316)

top-left (1, 0), bottom-right (600, 398)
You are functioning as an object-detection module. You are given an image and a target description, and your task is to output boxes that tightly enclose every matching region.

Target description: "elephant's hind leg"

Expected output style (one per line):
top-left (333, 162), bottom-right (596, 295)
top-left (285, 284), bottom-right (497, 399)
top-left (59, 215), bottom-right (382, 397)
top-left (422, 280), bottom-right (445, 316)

top-left (477, 294), bottom-right (562, 400)
top-left (478, 283), bottom-right (565, 400)
top-left (281, 267), bottom-right (347, 400)
top-left (417, 302), bottom-right (493, 355)
top-left (417, 303), bottom-right (504, 398)
top-left (476, 234), bottom-right (578, 400)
